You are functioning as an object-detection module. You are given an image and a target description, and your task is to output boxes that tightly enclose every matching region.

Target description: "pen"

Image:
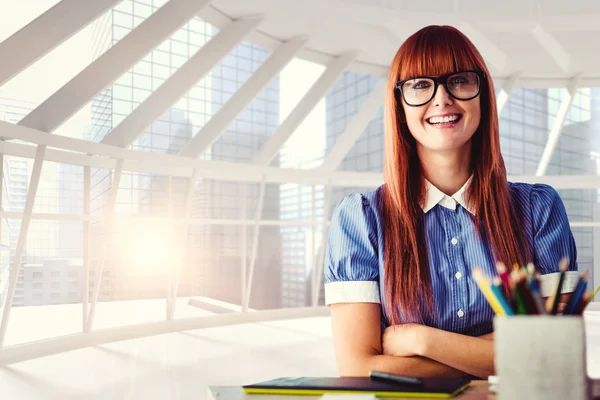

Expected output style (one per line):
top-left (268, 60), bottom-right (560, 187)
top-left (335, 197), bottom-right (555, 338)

top-left (369, 371), bottom-right (423, 386)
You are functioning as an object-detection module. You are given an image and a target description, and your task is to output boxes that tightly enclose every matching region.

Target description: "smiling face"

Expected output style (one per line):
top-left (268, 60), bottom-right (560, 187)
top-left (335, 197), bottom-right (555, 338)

top-left (401, 76), bottom-right (481, 155)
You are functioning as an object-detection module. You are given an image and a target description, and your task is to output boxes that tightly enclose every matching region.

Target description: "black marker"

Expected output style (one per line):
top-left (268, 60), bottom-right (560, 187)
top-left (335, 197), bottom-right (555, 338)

top-left (369, 370), bottom-right (424, 386)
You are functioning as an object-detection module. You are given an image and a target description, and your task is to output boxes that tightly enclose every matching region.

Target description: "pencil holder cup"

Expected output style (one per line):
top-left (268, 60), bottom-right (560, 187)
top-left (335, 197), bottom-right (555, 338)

top-left (494, 316), bottom-right (589, 400)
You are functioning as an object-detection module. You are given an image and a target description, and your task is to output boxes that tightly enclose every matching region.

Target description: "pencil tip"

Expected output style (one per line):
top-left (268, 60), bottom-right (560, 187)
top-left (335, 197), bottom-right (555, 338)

top-left (582, 270), bottom-right (589, 278)
top-left (496, 262), bottom-right (506, 273)
top-left (527, 263), bottom-right (535, 272)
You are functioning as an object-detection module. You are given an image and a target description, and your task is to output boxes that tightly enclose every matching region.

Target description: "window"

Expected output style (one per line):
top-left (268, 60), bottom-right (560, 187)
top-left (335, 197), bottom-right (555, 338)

top-left (51, 282), bottom-right (60, 289)
top-left (69, 282), bottom-right (78, 289)
top-left (190, 32), bottom-right (206, 46)
top-left (33, 282), bottom-right (43, 289)
top-left (117, 72), bottom-right (133, 87)
top-left (153, 64), bottom-right (170, 79)
top-left (32, 294), bottom-right (42, 301)
top-left (133, 60), bottom-right (152, 76)
top-left (68, 271), bottom-right (78, 278)
top-left (133, 2), bottom-right (153, 18)
top-left (51, 293), bottom-right (60, 299)
top-left (133, 88), bottom-right (151, 103)
top-left (170, 54), bottom-right (187, 69)
top-left (113, 84), bottom-right (132, 101)
top-left (114, 0), bottom-right (133, 14)
top-left (171, 41), bottom-right (188, 56)
top-left (113, 11), bottom-right (133, 29)
top-left (113, 26), bottom-right (131, 41)
top-left (133, 74), bottom-right (151, 90)
top-left (33, 271), bottom-right (43, 279)
top-left (152, 77), bottom-right (165, 89)
top-left (172, 29), bottom-right (188, 42)
top-left (113, 99), bottom-right (133, 115)
top-left (51, 271), bottom-right (60, 279)
top-left (69, 292), bottom-right (78, 299)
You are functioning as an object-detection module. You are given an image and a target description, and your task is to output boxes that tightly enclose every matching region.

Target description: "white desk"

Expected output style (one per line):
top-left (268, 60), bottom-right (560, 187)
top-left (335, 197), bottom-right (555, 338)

top-left (207, 379), bottom-right (600, 400)
top-left (207, 381), bottom-right (491, 400)
top-left (208, 306), bottom-right (600, 400)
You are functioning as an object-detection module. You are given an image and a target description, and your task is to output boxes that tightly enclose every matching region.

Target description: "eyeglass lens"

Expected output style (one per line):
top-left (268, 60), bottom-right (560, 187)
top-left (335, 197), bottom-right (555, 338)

top-left (401, 72), bottom-right (480, 106)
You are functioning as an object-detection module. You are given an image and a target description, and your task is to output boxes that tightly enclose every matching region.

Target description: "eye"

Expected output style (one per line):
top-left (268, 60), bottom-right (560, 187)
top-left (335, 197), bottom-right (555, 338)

top-left (411, 80), bottom-right (432, 90)
top-left (449, 76), bottom-right (468, 85)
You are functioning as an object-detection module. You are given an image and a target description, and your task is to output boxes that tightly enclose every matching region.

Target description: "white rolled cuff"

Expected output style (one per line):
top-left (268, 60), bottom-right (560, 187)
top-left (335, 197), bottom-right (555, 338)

top-left (539, 271), bottom-right (581, 297)
top-left (324, 281), bottom-right (380, 305)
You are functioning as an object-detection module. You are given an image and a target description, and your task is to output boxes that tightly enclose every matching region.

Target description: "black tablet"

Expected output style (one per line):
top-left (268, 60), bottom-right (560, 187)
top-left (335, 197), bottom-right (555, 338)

top-left (243, 376), bottom-right (471, 398)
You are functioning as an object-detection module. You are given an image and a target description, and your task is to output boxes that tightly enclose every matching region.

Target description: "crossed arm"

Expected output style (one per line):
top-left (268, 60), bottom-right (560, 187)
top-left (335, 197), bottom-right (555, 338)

top-left (330, 295), bottom-right (570, 379)
top-left (330, 302), bottom-right (493, 379)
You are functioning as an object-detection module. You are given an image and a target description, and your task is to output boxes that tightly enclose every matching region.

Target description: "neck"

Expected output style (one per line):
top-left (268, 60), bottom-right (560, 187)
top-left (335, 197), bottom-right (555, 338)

top-left (417, 143), bottom-right (472, 195)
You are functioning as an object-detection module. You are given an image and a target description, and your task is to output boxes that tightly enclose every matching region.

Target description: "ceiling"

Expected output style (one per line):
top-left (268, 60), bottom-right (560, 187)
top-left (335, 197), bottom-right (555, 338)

top-left (202, 0), bottom-right (600, 87)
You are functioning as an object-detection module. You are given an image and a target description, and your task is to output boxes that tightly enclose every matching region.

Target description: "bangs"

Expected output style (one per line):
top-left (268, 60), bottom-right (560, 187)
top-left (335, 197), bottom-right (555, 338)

top-left (398, 26), bottom-right (482, 81)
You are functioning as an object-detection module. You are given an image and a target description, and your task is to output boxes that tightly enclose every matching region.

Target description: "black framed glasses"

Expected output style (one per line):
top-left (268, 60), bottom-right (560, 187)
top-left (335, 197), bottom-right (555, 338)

top-left (395, 70), bottom-right (485, 107)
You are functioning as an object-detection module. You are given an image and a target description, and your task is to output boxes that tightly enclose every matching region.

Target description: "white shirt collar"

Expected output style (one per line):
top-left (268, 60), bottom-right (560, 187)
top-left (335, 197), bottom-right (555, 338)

top-left (421, 176), bottom-right (475, 215)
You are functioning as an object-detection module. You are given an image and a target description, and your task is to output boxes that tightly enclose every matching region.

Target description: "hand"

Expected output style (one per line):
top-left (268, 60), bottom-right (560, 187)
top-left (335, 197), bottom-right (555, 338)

top-left (382, 323), bottom-right (427, 357)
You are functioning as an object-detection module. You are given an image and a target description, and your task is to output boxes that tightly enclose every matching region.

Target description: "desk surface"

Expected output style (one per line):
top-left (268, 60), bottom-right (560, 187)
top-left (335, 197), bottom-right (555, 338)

top-left (207, 381), bottom-right (492, 400)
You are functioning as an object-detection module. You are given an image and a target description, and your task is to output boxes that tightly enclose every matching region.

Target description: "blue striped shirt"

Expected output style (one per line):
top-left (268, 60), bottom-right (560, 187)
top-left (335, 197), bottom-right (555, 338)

top-left (324, 181), bottom-right (579, 336)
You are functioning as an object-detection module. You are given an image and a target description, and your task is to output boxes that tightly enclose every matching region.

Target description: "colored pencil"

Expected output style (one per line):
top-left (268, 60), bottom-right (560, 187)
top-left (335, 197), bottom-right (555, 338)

top-left (496, 262), bottom-right (512, 300)
top-left (517, 269), bottom-right (539, 315)
top-left (547, 258), bottom-right (569, 314)
top-left (574, 292), bottom-right (591, 316)
top-left (528, 272), bottom-right (547, 315)
top-left (564, 270), bottom-right (589, 315)
top-left (492, 277), bottom-right (515, 315)
top-left (526, 263), bottom-right (535, 281)
top-left (591, 284), bottom-right (600, 300)
top-left (574, 285), bottom-right (600, 315)
top-left (510, 269), bottom-right (531, 314)
top-left (474, 260), bottom-right (591, 318)
top-left (473, 269), bottom-right (507, 316)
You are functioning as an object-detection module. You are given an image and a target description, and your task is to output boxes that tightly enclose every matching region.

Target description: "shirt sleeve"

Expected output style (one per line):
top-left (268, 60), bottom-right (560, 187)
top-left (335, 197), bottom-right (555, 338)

top-left (531, 184), bottom-right (580, 297)
top-left (324, 193), bottom-right (380, 305)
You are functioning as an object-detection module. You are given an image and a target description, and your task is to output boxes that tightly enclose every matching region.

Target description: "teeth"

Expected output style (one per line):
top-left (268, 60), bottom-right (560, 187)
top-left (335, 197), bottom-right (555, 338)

top-left (428, 114), bottom-right (459, 124)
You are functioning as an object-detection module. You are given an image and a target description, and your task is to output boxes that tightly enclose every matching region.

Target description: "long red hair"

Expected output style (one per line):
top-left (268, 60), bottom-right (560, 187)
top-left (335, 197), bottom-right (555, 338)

top-left (382, 25), bottom-right (530, 325)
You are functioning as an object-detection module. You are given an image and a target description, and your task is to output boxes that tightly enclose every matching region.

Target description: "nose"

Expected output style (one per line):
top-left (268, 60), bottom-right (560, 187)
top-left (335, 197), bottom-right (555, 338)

top-left (432, 84), bottom-right (453, 107)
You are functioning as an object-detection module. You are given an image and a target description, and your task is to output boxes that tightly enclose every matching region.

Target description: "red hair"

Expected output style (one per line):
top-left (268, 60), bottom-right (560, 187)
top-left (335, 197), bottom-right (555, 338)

top-left (382, 25), bottom-right (530, 325)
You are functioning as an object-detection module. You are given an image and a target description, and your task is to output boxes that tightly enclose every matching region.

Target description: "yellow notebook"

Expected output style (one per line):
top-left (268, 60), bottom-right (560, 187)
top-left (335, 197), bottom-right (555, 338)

top-left (242, 376), bottom-right (471, 398)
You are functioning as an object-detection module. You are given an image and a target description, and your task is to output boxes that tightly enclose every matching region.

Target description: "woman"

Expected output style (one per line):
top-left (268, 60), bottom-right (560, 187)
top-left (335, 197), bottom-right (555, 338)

top-left (323, 25), bottom-right (580, 379)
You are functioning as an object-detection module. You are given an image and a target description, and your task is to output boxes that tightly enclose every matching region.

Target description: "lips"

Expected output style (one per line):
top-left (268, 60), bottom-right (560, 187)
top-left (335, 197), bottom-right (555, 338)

top-left (426, 113), bottom-right (463, 125)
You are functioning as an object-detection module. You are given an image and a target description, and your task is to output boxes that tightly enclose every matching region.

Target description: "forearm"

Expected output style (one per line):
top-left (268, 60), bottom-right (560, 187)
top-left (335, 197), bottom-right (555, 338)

top-left (339, 354), bottom-right (466, 378)
top-left (420, 328), bottom-right (494, 379)
top-left (368, 354), bottom-right (467, 378)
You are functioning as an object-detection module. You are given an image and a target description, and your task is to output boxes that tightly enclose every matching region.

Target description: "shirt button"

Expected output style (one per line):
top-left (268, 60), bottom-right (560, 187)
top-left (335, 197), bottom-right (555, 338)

top-left (457, 309), bottom-right (465, 318)
top-left (455, 272), bottom-right (462, 279)
top-left (451, 237), bottom-right (458, 246)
